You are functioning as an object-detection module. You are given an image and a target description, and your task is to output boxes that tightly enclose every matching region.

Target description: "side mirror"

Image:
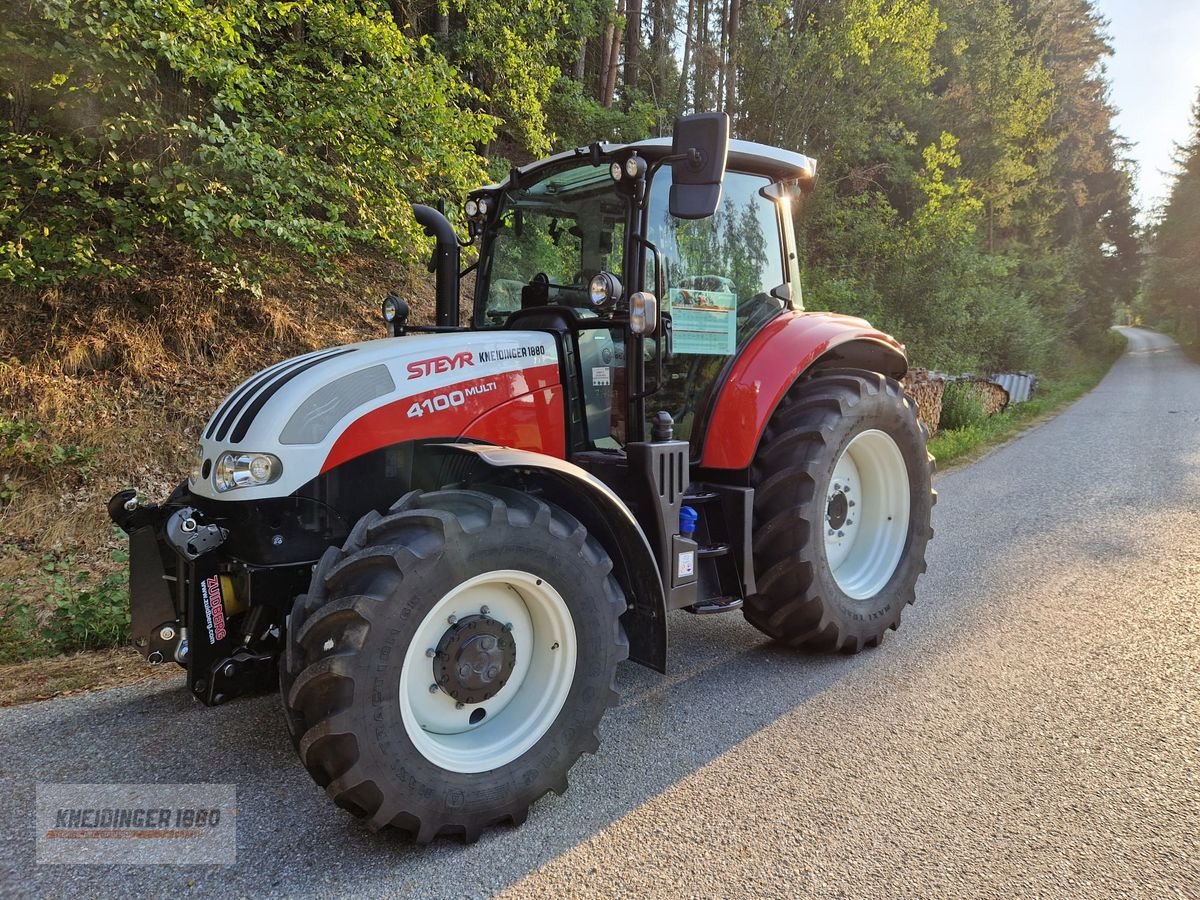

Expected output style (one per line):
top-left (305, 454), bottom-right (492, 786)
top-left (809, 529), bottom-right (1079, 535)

top-left (668, 112), bottom-right (730, 220)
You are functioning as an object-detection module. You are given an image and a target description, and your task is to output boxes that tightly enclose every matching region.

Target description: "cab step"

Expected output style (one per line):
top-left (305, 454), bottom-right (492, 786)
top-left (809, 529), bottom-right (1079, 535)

top-left (698, 543), bottom-right (730, 559)
top-left (683, 596), bottom-right (744, 615)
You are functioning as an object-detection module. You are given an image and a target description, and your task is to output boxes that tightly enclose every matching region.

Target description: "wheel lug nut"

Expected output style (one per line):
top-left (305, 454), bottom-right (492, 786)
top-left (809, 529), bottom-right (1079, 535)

top-left (837, 530), bottom-right (844, 538)
top-left (428, 683), bottom-right (439, 693)
top-left (447, 614), bottom-right (457, 625)
top-left (846, 519), bottom-right (853, 526)
top-left (480, 605), bottom-right (490, 615)
top-left (455, 702), bottom-right (465, 710)
top-left (425, 648), bottom-right (436, 658)
top-left (828, 528), bottom-right (835, 536)
top-left (848, 500), bottom-right (856, 507)
top-left (502, 622), bottom-right (513, 631)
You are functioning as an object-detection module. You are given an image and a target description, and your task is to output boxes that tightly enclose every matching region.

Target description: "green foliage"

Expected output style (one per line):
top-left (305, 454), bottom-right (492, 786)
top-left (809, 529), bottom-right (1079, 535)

top-left (1, 0), bottom-right (495, 285)
top-left (938, 382), bottom-right (987, 431)
top-left (0, 544), bottom-right (131, 662)
top-left (545, 78), bottom-right (661, 149)
top-left (0, 0), bottom-right (1142, 374)
top-left (442, 0), bottom-right (563, 156)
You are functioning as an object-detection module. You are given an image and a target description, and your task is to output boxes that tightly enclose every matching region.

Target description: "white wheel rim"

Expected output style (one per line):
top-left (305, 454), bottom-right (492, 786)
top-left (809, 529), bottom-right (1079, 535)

top-left (823, 429), bottom-right (910, 600)
top-left (398, 569), bottom-right (576, 773)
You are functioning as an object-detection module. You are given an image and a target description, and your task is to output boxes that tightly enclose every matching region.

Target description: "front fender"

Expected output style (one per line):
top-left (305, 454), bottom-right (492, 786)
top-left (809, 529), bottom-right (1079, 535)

top-left (431, 443), bottom-right (668, 672)
top-left (699, 311), bottom-right (908, 470)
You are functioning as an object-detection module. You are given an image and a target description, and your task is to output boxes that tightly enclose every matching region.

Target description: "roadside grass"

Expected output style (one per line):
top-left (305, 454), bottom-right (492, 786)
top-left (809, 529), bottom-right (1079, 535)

top-left (0, 542), bottom-right (131, 664)
top-left (0, 646), bottom-right (181, 707)
top-left (928, 332), bottom-right (1127, 468)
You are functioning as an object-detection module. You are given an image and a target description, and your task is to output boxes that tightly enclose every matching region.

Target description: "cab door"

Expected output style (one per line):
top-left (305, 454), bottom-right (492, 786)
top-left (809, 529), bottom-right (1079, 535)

top-left (642, 168), bottom-right (795, 452)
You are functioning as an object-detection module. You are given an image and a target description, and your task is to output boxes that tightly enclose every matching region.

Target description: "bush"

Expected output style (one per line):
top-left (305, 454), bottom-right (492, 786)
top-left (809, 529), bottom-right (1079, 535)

top-left (939, 381), bottom-right (988, 431)
top-left (0, 0), bottom-right (495, 285)
top-left (0, 544), bottom-right (130, 663)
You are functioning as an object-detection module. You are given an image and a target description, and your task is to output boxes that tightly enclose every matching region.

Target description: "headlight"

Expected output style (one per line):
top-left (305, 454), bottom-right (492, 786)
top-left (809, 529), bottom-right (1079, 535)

top-left (382, 293), bottom-right (408, 323)
top-left (588, 271), bottom-right (623, 308)
top-left (465, 199), bottom-right (479, 217)
top-left (189, 445), bottom-right (204, 485)
top-left (476, 198), bottom-right (489, 216)
top-left (609, 161), bottom-right (623, 181)
top-left (214, 452), bottom-right (283, 493)
top-left (624, 155), bottom-right (647, 178)
top-left (629, 291), bottom-right (658, 336)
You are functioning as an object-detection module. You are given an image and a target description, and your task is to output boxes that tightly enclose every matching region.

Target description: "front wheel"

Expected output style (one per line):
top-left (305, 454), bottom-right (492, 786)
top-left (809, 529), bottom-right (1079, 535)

top-left (281, 486), bottom-right (627, 843)
top-left (745, 369), bottom-right (935, 651)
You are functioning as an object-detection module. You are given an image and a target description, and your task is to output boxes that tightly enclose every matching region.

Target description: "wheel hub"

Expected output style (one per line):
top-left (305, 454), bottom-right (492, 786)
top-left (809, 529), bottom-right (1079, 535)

top-left (433, 615), bottom-right (516, 704)
top-left (826, 488), bottom-right (849, 530)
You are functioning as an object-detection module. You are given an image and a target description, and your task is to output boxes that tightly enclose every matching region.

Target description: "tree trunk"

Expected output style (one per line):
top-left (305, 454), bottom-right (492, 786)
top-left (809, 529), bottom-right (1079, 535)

top-left (599, 23), bottom-right (615, 101)
top-left (5, 58), bottom-right (31, 134)
top-left (694, 0), bottom-right (709, 112)
top-left (725, 0), bottom-right (740, 118)
top-left (625, 0), bottom-right (641, 94)
top-left (602, 0), bottom-right (626, 108)
top-left (677, 0), bottom-right (696, 114)
top-left (716, 0), bottom-right (728, 111)
top-left (386, 0), bottom-right (407, 32)
top-left (573, 37), bottom-right (587, 82)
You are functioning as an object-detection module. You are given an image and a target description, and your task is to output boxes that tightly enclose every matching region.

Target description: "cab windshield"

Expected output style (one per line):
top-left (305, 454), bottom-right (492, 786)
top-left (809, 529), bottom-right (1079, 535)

top-left (475, 163), bottom-right (629, 326)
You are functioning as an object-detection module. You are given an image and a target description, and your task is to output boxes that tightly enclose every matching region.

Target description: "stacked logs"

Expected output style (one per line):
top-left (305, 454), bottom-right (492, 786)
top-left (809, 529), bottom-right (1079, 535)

top-left (959, 378), bottom-right (1010, 416)
top-left (903, 368), bottom-right (946, 436)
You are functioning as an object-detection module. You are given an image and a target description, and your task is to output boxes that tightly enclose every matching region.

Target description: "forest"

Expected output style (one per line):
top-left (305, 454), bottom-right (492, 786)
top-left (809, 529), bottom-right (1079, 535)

top-left (1, 0), bottom-right (1141, 372)
top-left (1142, 93), bottom-right (1200, 353)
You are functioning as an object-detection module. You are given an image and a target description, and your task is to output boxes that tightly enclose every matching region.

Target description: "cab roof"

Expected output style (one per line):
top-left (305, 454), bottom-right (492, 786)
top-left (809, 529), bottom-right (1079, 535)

top-left (475, 138), bottom-right (816, 194)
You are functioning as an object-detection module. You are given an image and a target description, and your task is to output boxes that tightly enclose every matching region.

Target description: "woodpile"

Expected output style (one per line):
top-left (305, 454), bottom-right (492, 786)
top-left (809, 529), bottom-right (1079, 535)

top-left (903, 368), bottom-right (946, 436)
top-left (959, 378), bottom-right (1009, 416)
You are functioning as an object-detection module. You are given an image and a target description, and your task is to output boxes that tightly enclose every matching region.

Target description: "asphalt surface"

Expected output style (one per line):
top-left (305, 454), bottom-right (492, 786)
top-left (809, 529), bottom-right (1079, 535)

top-left (1, 327), bottom-right (1197, 899)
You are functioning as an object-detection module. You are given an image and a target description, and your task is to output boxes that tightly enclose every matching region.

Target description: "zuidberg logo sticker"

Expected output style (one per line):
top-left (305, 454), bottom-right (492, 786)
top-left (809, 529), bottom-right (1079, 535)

top-left (200, 575), bottom-right (227, 644)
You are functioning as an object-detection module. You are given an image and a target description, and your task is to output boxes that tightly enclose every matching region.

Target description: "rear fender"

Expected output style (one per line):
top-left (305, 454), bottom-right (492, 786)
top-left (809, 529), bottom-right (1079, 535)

top-left (699, 312), bottom-right (908, 470)
top-left (432, 443), bottom-right (668, 672)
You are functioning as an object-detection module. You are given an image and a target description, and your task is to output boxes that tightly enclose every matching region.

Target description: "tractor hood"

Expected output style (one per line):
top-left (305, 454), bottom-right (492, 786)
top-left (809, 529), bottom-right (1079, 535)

top-left (190, 331), bottom-right (559, 501)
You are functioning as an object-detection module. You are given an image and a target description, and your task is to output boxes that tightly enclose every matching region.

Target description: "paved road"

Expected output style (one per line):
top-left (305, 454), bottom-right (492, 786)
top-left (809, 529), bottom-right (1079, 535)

top-left (2, 327), bottom-right (1197, 899)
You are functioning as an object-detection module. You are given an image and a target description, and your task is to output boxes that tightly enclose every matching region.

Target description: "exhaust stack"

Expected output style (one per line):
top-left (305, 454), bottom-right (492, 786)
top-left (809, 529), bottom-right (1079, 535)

top-left (412, 204), bottom-right (460, 327)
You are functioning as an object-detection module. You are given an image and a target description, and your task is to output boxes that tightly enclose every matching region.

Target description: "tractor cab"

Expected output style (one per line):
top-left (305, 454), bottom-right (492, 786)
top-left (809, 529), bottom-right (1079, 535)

top-left (460, 116), bottom-right (817, 455)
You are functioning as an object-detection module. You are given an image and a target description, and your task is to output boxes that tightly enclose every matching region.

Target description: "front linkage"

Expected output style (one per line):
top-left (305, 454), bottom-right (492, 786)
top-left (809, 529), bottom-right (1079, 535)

top-left (107, 488), bottom-right (318, 705)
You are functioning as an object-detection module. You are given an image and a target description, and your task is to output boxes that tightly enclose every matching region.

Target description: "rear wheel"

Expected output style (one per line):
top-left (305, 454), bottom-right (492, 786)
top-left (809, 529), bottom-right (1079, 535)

top-left (745, 369), bottom-right (935, 651)
top-left (281, 486), bottom-right (627, 842)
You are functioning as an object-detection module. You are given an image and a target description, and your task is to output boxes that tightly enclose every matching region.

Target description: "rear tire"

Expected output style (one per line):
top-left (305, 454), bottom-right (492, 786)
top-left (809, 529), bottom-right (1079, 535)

top-left (744, 369), bottom-right (934, 651)
top-left (280, 486), bottom-right (627, 843)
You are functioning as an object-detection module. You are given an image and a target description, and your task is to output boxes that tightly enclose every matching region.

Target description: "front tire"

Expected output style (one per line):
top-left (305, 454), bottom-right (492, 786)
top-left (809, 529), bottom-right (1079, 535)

top-left (281, 486), bottom-right (627, 843)
top-left (745, 369), bottom-right (935, 651)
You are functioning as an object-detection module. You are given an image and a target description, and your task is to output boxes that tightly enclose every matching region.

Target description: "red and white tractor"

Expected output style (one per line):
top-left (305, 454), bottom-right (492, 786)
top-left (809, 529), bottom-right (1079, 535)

top-left (109, 113), bottom-right (934, 842)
